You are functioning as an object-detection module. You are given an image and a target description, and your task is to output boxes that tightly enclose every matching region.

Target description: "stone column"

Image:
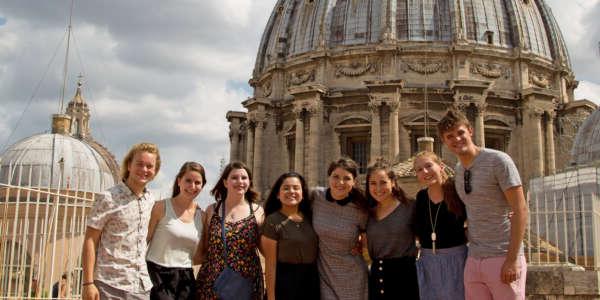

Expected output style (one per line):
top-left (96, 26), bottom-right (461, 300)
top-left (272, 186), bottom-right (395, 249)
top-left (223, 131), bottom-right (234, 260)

top-left (527, 107), bottom-right (544, 179)
top-left (245, 122), bottom-right (254, 170)
top-left (294, 107), bottom-right (305, 174)
top-left (474, 103), bottom-right (486, 147)
top-left (398, 124), bottom-right (410, 161)
top-left (229, 120), bottom-right (240, 162)
top-left (369, 101), bottom-right (382, 160)
top-left (545, 111), bottom-right (556, 175)
top-left (388, 101), bottom-right (400, 161)
top-left (307, 104), bottom-right (321, 187)
top-left (229, 130), bottom-right (239, 162)
top-left (253, 120), bottom-right (264, 191)
top-left (333, 131), bottom-right (342, 160)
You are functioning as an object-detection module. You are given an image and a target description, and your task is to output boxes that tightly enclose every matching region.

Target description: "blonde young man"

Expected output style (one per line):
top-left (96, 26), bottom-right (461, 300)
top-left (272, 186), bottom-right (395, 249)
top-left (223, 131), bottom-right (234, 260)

top-left (82, 143), bottom-right (161, 300)
top-left (438, 110), bottom-right (528, 300)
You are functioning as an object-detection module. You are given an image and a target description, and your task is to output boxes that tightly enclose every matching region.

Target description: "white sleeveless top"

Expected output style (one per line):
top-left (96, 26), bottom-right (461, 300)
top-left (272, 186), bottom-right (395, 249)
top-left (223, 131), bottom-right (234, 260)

top-left (146, 198), bottom-right (203, 268)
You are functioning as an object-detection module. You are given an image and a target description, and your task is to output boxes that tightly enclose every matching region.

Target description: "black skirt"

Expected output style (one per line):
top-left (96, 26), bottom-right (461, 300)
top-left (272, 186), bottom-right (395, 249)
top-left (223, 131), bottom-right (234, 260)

top-left (369, 256), bottom-right (419, 300)
top-left (275, 262), bottom-right (320, 300)
top-left (147, 260), bottom-right (196, 300)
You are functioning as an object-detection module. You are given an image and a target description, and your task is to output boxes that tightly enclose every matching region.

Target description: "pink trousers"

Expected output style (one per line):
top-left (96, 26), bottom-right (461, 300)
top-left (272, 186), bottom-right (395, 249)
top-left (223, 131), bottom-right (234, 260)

top-left (464, 255), bottom-right (527, 300)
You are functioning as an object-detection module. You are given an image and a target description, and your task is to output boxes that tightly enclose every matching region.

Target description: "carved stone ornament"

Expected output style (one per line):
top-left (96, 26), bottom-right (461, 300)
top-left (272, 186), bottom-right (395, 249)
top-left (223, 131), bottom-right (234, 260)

top-left (288, 69), bottom-right (315, 86)
top-left (262, 81), bottom-right (272, 97)
top-left (470, 63), bottom-right (508, 79)
top-left (405, 60), bottom-right (448, 74)
top-left (529, 72), bottom-right (550, 88)
top-left (335, 61), bottom-right (376, 77)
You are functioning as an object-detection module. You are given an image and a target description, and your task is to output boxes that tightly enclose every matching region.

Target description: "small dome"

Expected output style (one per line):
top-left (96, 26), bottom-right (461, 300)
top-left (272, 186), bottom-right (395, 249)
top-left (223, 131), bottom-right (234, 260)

top-left (571, 109), bottom-right (600, 165)
top-left (0, 133), bottom-right (116, 193)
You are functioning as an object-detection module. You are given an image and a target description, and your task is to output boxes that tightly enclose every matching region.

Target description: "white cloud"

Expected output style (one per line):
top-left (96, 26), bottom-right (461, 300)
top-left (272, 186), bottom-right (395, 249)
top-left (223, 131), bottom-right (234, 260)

top-left (575, 81), bottom-right (600, 104)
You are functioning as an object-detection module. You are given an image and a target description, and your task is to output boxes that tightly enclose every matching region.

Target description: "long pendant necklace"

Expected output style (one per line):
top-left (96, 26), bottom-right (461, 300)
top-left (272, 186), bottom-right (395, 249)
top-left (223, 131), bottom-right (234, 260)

top-left (428, 197), bottom-right (442, 254)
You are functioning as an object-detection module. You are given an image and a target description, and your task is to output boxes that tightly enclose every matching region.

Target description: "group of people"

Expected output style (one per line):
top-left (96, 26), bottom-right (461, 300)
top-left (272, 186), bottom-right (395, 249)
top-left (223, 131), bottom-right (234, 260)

top-left (81, 109), bottom-right (528, 300)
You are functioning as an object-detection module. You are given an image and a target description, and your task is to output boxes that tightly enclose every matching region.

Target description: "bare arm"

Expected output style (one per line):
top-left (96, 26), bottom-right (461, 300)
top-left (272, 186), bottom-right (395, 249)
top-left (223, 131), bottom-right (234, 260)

top-left (147, 200), bottom-right (165, 243)
top-left (261, 236), bottom-right (278, 300)
top-left (193, 204), bottom-right (213, 265)
top-left (502, 185), bottom-right (528, 284)
top-left (82, 227), bottom-right (101, 300)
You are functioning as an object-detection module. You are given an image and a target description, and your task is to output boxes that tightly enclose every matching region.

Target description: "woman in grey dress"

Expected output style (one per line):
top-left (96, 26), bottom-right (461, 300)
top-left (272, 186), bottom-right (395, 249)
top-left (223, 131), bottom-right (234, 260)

top-left (311, 157), bottom-right (370, 300)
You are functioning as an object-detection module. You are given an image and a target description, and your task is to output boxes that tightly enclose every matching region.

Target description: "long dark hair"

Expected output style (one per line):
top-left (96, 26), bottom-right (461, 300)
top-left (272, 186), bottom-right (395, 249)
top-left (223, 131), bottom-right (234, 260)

top-left (210, 161), bottom-right (259, 203)
top-left (365, 158), bottom-right (410, 211)
top-left (172, 161), bottom-right (206, 197)
top-left (264, 172), bottom-right (312, 219)
top-left (327, 157), bottom-right (369, 212)
top-left (414, 151), bottom-right (465, 218)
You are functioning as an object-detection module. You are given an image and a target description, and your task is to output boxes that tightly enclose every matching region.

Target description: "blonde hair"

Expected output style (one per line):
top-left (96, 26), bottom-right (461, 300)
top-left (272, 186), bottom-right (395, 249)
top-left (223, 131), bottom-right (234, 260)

top-left (413, 151), bottom-right (465, 217)
top-left (413, 151), bottom-right (449, 183)
top-left (120, 142), bottom-right (161, 180)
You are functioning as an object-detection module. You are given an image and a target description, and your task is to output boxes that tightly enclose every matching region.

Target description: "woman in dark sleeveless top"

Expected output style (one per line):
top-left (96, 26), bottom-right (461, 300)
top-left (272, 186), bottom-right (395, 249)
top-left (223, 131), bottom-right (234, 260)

top-left (413, 151), bottom-right (467, 300)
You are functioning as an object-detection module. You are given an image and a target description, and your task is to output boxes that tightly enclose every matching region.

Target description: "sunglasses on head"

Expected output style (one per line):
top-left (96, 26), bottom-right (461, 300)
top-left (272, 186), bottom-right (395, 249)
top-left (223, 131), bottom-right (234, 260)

top-left (464, 169), bottom-right (472, 194)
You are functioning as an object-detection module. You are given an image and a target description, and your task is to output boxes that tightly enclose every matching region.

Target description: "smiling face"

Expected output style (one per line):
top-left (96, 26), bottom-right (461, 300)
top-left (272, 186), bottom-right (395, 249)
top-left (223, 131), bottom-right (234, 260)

top-left (368, 169), bottom-right (395, 203)
top-left (414, 155), bottom-right (445, 187)
top-left (176, 170), bottom-right (204, 199)
top-left (328, 167), bottom-right (355, 200)
top-left (278, 177), bottom-right (303, 209)
top-left (126, 151), bottom-right (157, 188)
top-left (223, 168), bottom-right (250, 198)
top-left (441, 124), bottom-right (475, 156)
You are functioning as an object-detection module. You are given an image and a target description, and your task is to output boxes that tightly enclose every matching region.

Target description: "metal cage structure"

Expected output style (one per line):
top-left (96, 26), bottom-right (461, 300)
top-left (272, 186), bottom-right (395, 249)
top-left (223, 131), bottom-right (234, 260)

top-left (0, 163), bottom-right (96, 300)
top-left (527, 166), bottom-right (600, 270)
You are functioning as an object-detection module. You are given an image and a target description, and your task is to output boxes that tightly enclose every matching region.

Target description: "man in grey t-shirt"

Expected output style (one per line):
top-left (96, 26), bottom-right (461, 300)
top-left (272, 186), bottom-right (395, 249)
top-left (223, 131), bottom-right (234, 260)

top-left (438, 110), bottom-right (528, 300)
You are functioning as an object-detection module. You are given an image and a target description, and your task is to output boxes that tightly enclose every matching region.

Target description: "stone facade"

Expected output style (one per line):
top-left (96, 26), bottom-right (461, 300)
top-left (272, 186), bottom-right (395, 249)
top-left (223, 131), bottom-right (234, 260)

top-left (226, 0), bottom-right (597, 195)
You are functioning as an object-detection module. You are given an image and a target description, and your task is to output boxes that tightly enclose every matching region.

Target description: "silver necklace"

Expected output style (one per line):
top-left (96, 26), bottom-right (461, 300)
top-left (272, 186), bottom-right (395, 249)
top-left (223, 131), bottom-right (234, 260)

top-left (428, 198), bottom-right (442, 254)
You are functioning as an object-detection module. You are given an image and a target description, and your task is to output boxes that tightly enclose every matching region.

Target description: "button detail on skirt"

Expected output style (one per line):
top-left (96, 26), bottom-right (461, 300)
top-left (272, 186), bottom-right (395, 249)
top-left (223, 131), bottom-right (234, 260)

top-left (379, 278), bottom-right (383, 283)
top-left (378, 266), bottom-right (383, 271)
top-left (379, 260), bottom-right (383, 264)
top-left (380, 290), bottom-right (384, 294)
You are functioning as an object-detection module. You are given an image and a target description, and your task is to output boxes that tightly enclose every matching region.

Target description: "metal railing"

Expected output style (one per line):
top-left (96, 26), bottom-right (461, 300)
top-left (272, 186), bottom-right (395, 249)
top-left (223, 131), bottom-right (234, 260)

top-left (0, 180), bottom-right (94, 299)
top-left (526, 166), bottom-right (600, 270)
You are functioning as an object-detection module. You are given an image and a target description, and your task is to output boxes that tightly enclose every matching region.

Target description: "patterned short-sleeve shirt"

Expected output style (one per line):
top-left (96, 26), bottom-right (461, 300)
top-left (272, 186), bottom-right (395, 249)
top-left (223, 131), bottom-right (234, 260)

top-left (86, 182), bottom-right (155, 292)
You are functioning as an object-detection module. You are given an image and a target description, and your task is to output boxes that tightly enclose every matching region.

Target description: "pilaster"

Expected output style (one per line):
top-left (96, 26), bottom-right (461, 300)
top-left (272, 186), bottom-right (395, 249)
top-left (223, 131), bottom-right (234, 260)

top-left (369, 100), bottom-right (383, 160)
top-left (545, 110), bottom-right (556, 175)
top-left (293, 106), bottom-right (305, 174)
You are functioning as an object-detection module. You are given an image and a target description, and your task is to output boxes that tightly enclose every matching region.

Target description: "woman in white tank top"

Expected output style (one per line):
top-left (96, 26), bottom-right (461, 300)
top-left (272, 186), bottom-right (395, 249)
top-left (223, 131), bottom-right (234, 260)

top-left (146, 161), bottom-right (206, 300)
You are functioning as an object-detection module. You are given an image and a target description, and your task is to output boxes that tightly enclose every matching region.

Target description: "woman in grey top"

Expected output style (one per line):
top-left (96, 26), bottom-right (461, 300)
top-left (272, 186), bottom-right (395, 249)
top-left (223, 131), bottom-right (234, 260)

top-left (261, 172), bottom-right (319, 300)
top-left (312, 158), bottom-right (370, 300)
top-left (365, 159), bottom-right (418, 300)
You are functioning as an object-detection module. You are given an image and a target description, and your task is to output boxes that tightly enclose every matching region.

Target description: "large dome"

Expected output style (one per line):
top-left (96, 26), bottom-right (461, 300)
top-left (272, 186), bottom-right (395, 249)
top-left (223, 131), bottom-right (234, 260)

top-left (571, 108), bottom-right (600, 166)
top-left (227, 0), bottom-right (595, 193)
top-left (254, 0), bottom-right (570, 75)
top-left (0, 133), bottom-right (116, 193)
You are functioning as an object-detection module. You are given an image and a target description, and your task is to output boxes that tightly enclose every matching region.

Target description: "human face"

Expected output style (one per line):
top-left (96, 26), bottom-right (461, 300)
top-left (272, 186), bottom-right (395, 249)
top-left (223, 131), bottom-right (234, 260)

top-left (126, 151), bottom-right (157, 188)
top-left (328, 167), bottom-right (355, 200)
top-left (414, 156), bottom-right (444, 187)
top-left (441, 124), bottom-right (475, 156)
top-left (278, 177), bottom-right (303, 209)
top-left (368, 170), bottom-right (395, 203)
top-left (177, 170), bottom-right (204, 199)
top-left (223, 168), bottom-right (250, 197)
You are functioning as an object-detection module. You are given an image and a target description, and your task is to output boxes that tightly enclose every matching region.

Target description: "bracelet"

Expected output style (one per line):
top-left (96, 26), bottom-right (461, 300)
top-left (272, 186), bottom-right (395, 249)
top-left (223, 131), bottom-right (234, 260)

top-left (82, 282), bottom-right (94, 286)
